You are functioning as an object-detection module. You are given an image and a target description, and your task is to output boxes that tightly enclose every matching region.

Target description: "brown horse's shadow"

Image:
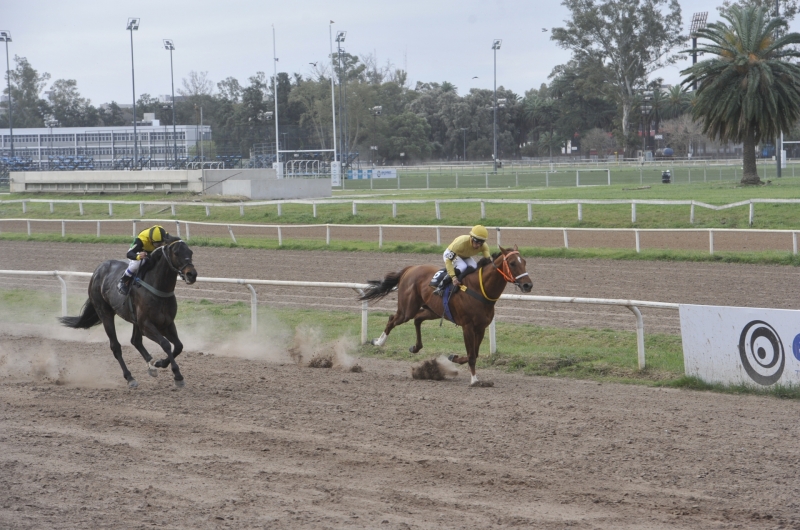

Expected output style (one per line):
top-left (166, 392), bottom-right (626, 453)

top-left (360, 246), bottom-right (532, 385)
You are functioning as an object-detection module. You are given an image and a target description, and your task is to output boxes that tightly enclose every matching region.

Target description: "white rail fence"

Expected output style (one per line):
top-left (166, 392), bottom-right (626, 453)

top-left (3, 218), bottom-right (800, 255)
top-left (0, 197), bottom-right (798, 225)
top-left (0, 270), bottom-right (678, 369)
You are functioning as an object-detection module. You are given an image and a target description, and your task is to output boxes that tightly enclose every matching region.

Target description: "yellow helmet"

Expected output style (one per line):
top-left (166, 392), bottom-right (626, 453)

top-left (149, 225), bottom-right (167, 243)
top-left (469, 225), bottom-right (488, 241)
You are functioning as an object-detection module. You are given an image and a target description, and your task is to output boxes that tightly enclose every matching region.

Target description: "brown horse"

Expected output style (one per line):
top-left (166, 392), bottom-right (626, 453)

top-left (359, 245), bottom-right (532, 384)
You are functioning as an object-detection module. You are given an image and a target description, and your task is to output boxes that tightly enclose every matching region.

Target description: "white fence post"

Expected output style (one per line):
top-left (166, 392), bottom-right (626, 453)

top-left (205, 205), bottom-right (210, 217)
top-left (240, 204), bottom-right (244, 217)
top-left (496, 227), bottom-right (501, 247)
top-left (139, 203), bottom-right (144, 216)
top-left (435, 200), bottom-right (441, 220)
top-left (278, 226), bottom-right (282, 246)
top-left (56, 274), bottom-right (68, 317)
top-left (794, 231), bottom-right (798, 256)
top-left (171, 204), bottom-right (176, 216)
top-left (426, 173), bottom-right (430, 189)
top-left (22, 200), bottom-right (26, 214)
top-left (563, 229), bottom-right (569, 249)
top-left (96, 221), bottom-right (100, 237)
top-left (635, 229), bottom-right (640, 253)
top-left (79, 202), bottom-right (84, 216)
top-left (485, 172), bottom-right (488, 189)
top-left (175, 221), bottom-right (181, 238)
top-left (352, 202), bottom-right (357, 216)
top-left (277, 203), bottom-right (282, 217)
top-left (436, 226), bottom-right (441, 246)
top-left (576, 170), bottom-right (579, 187)
top-left (489, 318), bottom-right (497, 354)
top-left (392, 202), bottom-right (397, 218)
top-left (227, 226), bottom-right (237, 244)
top-left (379, 226), bottom-right (383, 249)
top-left (577, 203), bottom-right (582, 222)
top-left (545, 172), bottom-right (549, 187)
top-left (631, 202), bottom-right (636, 223)
top-left (709, 229), bottom-right (714, 255)
top-left (133, 221), bottom-right (137, 237)
top-left (690, 202), bottom-right (695, 224)
top-left (185, 222), bottom-right (191, 241)
top-left (245, 284), bottom-right (257, 334)
top-left (326, 224), bottom-right (330, 245)
top-left (50, 202), bottom-right (54, 213)
top-left (313, 202), bottom-right (317, 218)
top-left (361, 301), bottom-right (369, 345)
top-left (108, 203), bottom-right (113, 217)
top-left (749, 201), bottom-right (754, 226)
top-left (480, 200), bottom-right (485, 219)
top-left (527, 202), bottom-right (532, 222)
top-left (61, 220), bottom-right (65, 238)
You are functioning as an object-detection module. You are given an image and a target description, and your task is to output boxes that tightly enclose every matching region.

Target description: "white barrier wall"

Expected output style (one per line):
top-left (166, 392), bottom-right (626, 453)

top-left (680, 304), bottom-right (800, 387)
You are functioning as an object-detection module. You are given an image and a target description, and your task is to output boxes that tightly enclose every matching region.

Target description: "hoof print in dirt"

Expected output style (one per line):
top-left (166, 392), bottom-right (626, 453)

top-left (412, 357), bottom-right (459, 380)
top-left (470, 380), bottom-right (494, 388)
top-left (308, 355), bottom-right (334, 368)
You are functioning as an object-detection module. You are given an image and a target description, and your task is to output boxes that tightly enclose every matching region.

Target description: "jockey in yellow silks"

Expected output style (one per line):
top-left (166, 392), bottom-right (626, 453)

top-left (117, 225), bottom-right (169, 296)
top-left (434, 224), bottom-right (491, 294)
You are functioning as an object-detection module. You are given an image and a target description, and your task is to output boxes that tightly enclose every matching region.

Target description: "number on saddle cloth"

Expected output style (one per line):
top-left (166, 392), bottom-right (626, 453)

top-left (430, 268), bottom-right (447, 288)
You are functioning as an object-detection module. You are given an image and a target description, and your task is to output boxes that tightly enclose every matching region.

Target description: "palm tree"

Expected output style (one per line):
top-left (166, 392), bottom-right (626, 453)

top-left (661, 85), bottom-right (692, 120)
top-left (681, 6), bottom-right (800, 185)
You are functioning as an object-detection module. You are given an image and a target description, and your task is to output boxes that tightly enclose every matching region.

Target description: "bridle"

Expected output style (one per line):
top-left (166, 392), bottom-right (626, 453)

top-left (493, 250), bottom-right (530, 286)
top-left (476, 250), bottom-right (531, 302)
top-left (153, 240), bottom-right (193, 282)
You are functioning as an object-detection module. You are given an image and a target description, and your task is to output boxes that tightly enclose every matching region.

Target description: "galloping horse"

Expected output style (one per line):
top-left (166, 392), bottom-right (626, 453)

top-left (359, 245), bottom-right (532, 384)
top-left (59, 237), bottom-right (197, 388)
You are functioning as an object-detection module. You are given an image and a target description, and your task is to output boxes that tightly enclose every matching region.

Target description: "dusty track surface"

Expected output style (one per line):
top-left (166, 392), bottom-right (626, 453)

top-left (2, 242), bottom-right (800, 529)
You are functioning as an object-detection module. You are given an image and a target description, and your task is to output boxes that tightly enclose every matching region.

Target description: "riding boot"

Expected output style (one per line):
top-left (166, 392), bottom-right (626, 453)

top-left (117, 274), bottom-right (133, 296)
top-left (434, 275), bottom-right (453, 296)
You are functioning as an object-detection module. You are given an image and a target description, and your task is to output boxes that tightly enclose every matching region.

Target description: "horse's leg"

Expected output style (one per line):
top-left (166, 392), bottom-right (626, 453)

top-left (102, 316), bottom-right (138, 388)
top-left (130, 325), bottom-right (158, 377)
top-left (409, 307), bottom-right (439, 354)
top-left (155, 322), bottom-right (183, 366)
top-left (139, 322), bottom-right (184, 388)
top-left (448, 325), bottom-right (484, 384)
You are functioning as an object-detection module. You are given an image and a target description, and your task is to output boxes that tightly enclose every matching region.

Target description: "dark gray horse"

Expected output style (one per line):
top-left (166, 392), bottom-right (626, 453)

top-left (59, 237), bottom-right (198, 388)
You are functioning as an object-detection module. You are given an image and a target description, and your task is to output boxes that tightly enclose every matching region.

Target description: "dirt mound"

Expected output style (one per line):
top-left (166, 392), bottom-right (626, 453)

top-left (411, 356), bottom-right (459, 380)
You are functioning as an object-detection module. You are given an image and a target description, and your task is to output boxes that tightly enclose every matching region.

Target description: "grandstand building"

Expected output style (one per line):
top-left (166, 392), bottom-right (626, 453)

top-left (0, 116), bottom-right (211, 170)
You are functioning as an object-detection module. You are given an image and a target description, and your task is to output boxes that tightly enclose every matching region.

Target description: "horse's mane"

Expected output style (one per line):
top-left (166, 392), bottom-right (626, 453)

top-left (476, 251), bottom-right (502, 269)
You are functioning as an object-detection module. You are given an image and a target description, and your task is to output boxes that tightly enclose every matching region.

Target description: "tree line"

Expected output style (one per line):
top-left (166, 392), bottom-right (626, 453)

top-left (2, 0), bottom-right (800, 168)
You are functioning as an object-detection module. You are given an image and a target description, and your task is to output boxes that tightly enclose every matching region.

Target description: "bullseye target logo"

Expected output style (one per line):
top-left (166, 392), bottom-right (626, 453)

top-left (738, 320), bottom-right (785, 385)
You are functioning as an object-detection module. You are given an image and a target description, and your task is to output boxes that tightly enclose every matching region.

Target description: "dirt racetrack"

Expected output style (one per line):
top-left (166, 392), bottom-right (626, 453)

top-left (2, 242), bottom-right (800, 529)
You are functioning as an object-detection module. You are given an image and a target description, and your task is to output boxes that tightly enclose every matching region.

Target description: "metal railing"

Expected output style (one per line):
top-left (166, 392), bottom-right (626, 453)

top-left (0, 269), bottom-right (678, 369)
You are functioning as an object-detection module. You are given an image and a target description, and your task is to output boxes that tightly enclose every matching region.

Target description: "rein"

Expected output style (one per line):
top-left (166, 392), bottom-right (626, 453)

top-left (153, 240), bottom-right (192, 282)
top-left (474, 250), bottom-right (528, 303)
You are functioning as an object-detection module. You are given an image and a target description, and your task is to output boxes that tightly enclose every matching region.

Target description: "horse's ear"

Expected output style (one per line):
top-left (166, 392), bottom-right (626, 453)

top-left (513, 244), bottom-right (518, 251)
top-left (498, 245), bottom-right (506, 254)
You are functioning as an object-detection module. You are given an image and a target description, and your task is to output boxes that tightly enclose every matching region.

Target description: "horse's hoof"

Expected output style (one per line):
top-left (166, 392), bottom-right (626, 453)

top-left (447, 354), bottom-right (457, 362)
top-left (409, 346), bottom-right (418, 353)
top-left (128, 379), bottom-right (139, 389)
top-left (174, 379), bottom-right (185, 389)
top-left (148, 367), bottom-right (158, 377)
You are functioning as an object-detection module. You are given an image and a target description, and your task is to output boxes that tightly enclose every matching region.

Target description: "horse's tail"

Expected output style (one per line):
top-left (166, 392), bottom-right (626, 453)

top-left (358, 267), bottom-right (410, 302)
top-left (58, 298), bottom-right (101, 329)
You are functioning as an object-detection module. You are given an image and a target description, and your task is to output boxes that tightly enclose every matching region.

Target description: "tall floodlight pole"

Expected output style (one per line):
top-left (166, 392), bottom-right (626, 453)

top-left (775, 0), bottom-right (783, 177)
top-left (336, 31), bottom-right (347, 168)
top-left (0, 31), bottom-right (13, 158)
top-left (492, 39), bottom-right (502, 173)
top-left (127, 18), bottom-right (140, 168)
top-left (163, 39), bottom-right (178, 167)
top-left (272, 26), bottom-right (281, 176)
top-left (461, 128), bottom-right (467, 161)
top-left (689, 13), bottom-right (707, 91)
top-left (329, 22), bottom-right (338, 164)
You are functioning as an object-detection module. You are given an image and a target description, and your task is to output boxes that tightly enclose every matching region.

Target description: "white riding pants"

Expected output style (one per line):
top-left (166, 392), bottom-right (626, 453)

top-left (442, 249), bottom-right (477, 276)
top-left (125, 258), bottom-right (144, 275)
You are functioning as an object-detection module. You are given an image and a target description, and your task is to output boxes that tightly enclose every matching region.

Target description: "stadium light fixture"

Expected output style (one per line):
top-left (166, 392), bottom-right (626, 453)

top-left (127, 18), bottom-right (140, 167)
top-left (163, 39), bottom-right (178, 166)
top-left (0, 30), bottom-right (13, 157)
top-left (492, 39), bottom-right (502, 173)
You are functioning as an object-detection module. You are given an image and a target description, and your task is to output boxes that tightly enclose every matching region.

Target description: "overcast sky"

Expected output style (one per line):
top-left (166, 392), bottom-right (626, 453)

top-left (2, 0), bottom-right (777, 106)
